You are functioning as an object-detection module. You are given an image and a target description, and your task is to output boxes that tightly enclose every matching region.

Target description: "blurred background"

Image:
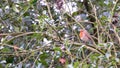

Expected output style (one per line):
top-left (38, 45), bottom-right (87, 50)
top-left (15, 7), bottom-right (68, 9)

top-left (0, 0), bottom-right (120, 68)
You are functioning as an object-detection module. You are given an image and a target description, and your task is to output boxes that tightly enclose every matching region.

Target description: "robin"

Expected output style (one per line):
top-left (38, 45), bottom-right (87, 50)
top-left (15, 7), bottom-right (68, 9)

top-left (79, 29), bottom-right (92, 43)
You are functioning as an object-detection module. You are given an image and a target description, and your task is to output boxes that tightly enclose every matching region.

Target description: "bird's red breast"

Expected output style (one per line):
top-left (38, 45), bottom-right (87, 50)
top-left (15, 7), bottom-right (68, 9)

top-left (79, 29), bottom-right (91, 42)
top-left (79, 30), bottom-right (84, 38)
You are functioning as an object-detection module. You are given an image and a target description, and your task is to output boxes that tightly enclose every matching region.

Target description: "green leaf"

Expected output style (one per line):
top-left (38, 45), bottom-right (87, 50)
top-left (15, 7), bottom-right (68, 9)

top-left (53, 47), bottom-right (61, 51)
top-left (30, 0), bottom-right (37, 5)
top-left (82, 63), bottom-right (90, 68)
top-left (0, 48), bottom-right (11, 53)
top-left (6, 56), bottom-right (14, 63)
top-left (74, 61), bottom-right (79, 68)
top-left (0, 64), bottom-right (3, 68)
top-left (40, 53), bottom-right (49, 59)
top-left (12, 4), bottom-right (19, 13)
top-left (14, 26), bottom-right (20, 32)
top-left (39, 53), bottom-right (49, 67)
top-left (90, 53), bottom-right (100, 62)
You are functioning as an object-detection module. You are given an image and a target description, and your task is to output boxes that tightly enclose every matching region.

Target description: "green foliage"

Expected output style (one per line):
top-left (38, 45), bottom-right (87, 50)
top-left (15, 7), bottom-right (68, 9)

top-left (0, 0), bottom-right (120, 68)
top-left (74, 61), bottom-right (79, 68)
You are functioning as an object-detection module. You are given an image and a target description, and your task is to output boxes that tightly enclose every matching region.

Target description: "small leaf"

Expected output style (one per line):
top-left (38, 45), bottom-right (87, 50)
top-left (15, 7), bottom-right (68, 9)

top-left (53, 47), bottom-right (61, 51)
top-left (1, 48), bottom-right (11, 53)
top-left (74, 61), bottom-right (79, 68)
top-left (12, 4), bottom-right (19, 13)
top-left (82, 63), bottom-right (89, 68)
top-left (30, 0), bottom-right (37, 5)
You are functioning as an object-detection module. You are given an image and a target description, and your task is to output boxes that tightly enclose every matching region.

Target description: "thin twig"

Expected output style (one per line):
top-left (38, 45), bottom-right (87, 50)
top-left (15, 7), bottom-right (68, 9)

top-left (4, 32), bottom-right (42, 43)
top-left (32, 53), bottom-right (41, 68)
top-left (66, 13), bottom-right (84, 29)
top-left (64, 40), bottom-right (105, 55)
top-left (109, 0), bottom-right (119, 24)
top-left (45, 0), bottom-right (53, 20)
top-left (0, 31), bottom-right (104, 55)
top-left (44, 19), bottom-right (62, 41)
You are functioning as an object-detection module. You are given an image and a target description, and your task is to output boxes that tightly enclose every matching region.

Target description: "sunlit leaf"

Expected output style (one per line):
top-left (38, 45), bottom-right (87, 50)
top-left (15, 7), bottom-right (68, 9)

top-left (74, 61), bottom-right (79, 68)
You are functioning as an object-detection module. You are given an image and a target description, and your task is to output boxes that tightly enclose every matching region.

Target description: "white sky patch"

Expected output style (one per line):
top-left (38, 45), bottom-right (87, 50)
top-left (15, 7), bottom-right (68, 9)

top-left (102, 11), bottom-right (110, 18)
top-left (64, 34), bottom-right (69, 38)
top-left (115, 58), bottom-right (119, 62)
top-left (80, 0), bottom-right (84, 2)
top-left (42, 10), bottom-right (47, 14)
top-left (113, 1), bottom-right (116, 4)
top-left (0, 46), bottom-right (4, 49)
top-left (12, 0), bottom-right (19, 3)
top-left (53, 4), bottom-right (61, 13)
top-left (54, 2), bottom-right (78, 14)
top-left (43, 38), bottom-right (52, 46)
top-left (40, 0), bottom-right (47, 6)
top-left (0, 60), bottom-right (6, 63)
top-left (72, 24), bottom-right (77, 30)
top-left (61, 21), bottom-right (66, 25)
top-left (74, 15), bottom-right (82, 22)
top-left (104, 0), bottom-right (109, 5)
top-left (67, 64), bottom-right (73, 68)
top-left (84, 20), bottom-right (89, 22)
top-left (27, 0), bottom-right (30, 2)
top-left (117, 6), bottom-right (120, 11)
top-left (62, 2), bottom-right (78, 14)
top-left (5, 5), bottom-right (9, 9)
